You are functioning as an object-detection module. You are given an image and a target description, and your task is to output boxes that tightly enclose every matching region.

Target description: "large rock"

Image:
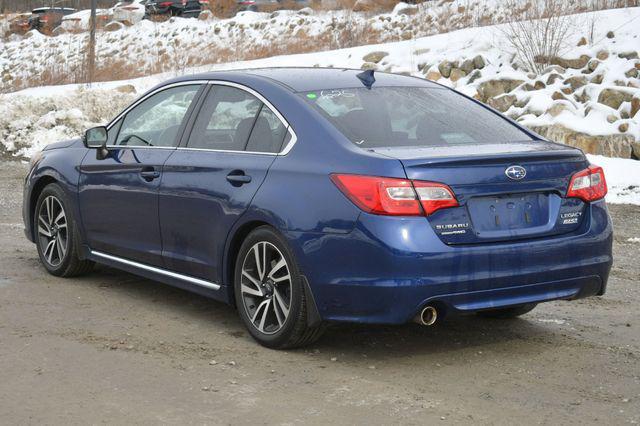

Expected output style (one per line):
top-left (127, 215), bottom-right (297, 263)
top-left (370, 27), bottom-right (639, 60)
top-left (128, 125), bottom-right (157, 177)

top-left (531, 124), bottom-right (635, 158)
top-left (460, 59), bottom-right (475, 74)
top-left (468, 70), bottom-right (482, 84)
top-left (477, 79), bottom-right (524, 102)
top-left (625, 68), bottom-right (638, 78)
top-left (546, 102), bottom-right (572, 117)
top-left (540, 55), bottom-right (591, 69)
top-left (618, 51), bottom-right (639, 60)
top-left (631, 97), bottom-right (640, 118)
top-left (425, 70), bottom-right (441, 81)
top-left (565, 76), bottom-right (588, 90)
top-left (104, 21), bottom-right (124, 32)
top-left (362, 51), bottom-right (388, 64)
top-left (488, 94), bottom-right (517, 112)
top-left (449, 68), bottom-right (466, 82)
top-left (546, 73), bottom-right (562, 85)
top-left (598, 88), bottom-right (635, 109)
top-left (115, 84), bottom-right (136, 94)
top-left (473, 55), bottom-right (486, 69)
top-left (438, 60), bottom-right (456, 78)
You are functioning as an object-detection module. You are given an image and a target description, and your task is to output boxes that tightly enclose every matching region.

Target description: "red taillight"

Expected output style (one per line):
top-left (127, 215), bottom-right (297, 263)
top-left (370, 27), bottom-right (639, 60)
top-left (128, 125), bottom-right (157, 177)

top-left (199, 0), bottom-right (209, 3)
top-left (566, 165), bottom-right (607, 202)
top-left (159, 1), bottom-right (173, 6)
top-left (330, 174), bottom-right (458, 216)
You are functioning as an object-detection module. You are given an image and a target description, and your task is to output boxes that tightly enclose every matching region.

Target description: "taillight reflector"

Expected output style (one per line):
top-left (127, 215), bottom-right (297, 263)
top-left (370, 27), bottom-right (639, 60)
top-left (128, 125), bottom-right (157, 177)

top-left (566, 165), bottom-right (607, 202)
top-left (330, 174), bottom-right (458, 216)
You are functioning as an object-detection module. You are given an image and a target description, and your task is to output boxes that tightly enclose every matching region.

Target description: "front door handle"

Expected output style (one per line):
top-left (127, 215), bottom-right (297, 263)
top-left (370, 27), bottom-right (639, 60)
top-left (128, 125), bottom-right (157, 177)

top-left (140, 167), bottom-right (160, 181)
top-left (226, 171), bottom-right (252, 185)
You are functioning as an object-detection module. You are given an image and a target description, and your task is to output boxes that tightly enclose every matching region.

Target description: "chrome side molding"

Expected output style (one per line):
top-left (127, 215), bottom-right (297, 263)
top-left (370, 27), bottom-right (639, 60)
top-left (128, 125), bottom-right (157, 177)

top-left (91, 250), bottom-right (221, 290)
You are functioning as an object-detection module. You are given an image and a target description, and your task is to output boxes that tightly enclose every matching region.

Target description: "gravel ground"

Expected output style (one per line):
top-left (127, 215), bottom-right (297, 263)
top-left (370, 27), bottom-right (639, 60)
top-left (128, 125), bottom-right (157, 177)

top-left (0, 160), bottom-right (638, 425)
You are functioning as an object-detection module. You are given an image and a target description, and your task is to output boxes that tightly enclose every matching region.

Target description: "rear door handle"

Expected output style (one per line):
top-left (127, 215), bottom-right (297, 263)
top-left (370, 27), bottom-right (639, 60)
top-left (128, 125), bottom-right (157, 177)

top-left (226, 171), bottom-right (252, 185)
top-left (140, 168), bottom-right (161, 181)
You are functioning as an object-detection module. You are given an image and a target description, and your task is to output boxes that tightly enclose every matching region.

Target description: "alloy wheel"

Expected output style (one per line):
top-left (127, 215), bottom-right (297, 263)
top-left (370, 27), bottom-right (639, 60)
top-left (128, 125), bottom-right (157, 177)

top-left (37, 195), bottom-right (68, 267)
top-left (240, 241), bottom-right (292, 335)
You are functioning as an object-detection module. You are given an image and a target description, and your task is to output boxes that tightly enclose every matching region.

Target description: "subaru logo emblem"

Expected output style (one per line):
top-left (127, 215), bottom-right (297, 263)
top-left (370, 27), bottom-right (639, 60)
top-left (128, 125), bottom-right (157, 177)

top-left (505, 165), bottom-right (526, 180)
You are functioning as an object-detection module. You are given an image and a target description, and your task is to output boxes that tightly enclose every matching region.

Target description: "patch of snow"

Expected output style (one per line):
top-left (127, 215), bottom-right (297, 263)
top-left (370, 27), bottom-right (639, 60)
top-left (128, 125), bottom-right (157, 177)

top-left (537, 318), bottom-right (567, 325)
top-left (587, 154), bottom-right (640, 205)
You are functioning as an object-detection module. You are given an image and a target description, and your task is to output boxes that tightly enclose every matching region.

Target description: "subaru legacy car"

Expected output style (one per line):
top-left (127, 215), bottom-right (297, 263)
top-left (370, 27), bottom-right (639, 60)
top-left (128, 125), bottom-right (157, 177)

top-left (23, 68), bottom-right (612, 348)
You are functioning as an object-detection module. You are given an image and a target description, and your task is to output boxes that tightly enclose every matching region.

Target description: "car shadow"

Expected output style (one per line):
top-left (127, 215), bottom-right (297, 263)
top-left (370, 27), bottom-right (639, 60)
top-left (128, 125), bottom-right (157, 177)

top-left (72, 264), bottom-right (562, 360)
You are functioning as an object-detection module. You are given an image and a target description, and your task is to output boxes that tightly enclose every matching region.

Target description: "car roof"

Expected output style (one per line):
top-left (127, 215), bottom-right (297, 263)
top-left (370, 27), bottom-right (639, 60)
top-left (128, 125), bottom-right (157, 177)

top-left (174, 67), bottom-right (441, 92)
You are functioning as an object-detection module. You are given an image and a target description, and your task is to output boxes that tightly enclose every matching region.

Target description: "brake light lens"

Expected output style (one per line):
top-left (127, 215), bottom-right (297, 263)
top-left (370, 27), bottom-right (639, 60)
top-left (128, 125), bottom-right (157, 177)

top-left (159, 1), bottom-right (173, 6)
top-left (330, 174), bottom-right (458, 216)
top-left (566, 165), bottom-right (607, 202)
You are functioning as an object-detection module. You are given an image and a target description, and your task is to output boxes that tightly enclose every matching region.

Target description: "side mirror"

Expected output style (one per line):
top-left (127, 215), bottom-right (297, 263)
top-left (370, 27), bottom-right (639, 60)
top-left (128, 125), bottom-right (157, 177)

top-left (84, 126), bottom-right (108, 149)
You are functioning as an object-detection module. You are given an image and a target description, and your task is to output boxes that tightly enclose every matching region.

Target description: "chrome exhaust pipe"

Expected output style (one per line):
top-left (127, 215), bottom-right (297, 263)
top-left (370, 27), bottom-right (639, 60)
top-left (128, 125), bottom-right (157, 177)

top-left (414, 305), bottom-right (438, 326)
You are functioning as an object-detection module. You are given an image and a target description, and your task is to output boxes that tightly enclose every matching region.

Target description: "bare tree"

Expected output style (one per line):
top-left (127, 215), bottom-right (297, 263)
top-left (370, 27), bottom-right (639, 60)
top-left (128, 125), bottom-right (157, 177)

top-left (498, 0), bottom-right (575, 73)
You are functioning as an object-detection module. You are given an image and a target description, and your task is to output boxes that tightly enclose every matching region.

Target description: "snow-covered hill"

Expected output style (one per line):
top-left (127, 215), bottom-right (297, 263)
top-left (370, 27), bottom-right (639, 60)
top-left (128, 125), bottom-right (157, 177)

top-left (0, 5), bottom-right (638, 203)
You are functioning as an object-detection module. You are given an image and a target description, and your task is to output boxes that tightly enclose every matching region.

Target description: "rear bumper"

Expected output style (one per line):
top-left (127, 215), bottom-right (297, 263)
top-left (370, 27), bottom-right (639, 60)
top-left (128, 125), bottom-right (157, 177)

top-left (287, 200), bottom-right (613, 324)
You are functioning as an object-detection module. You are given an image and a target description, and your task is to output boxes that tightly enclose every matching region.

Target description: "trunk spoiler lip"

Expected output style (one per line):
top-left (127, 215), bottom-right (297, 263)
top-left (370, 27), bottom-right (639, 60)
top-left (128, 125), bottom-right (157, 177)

top-left (369, 142), bottom-right (586, 167)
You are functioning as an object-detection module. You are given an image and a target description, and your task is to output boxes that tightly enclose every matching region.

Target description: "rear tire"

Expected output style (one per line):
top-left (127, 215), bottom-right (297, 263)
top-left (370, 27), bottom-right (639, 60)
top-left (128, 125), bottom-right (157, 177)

top-left (34, 183), bottom-right (94, 278)
top-left (234, 226), bottom-right (326, 349)
top-left (477, 303), bottom-right (537, 319)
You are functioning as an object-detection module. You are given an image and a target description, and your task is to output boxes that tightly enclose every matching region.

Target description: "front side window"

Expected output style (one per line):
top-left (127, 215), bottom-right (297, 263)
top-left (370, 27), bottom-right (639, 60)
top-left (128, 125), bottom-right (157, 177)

top-left (114, 85), bottom-right (200, 148)
top-left (301, 87), bottom-right (532, 149)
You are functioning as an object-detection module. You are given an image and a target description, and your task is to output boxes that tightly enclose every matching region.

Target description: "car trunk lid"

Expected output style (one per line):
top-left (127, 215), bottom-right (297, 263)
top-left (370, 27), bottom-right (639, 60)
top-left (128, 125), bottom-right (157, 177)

top-left (371, 141), bottom-right (590, 245)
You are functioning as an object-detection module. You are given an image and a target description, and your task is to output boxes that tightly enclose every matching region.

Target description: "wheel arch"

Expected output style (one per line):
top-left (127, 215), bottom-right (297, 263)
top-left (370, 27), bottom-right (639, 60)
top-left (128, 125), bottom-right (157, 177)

top-left (223, 219), bottom-right (272, 306)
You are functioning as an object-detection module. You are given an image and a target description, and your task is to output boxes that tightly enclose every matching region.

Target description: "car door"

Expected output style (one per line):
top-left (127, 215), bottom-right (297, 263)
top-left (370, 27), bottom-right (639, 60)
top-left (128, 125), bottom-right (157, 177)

top-left (79, 83), bottom-right (203, 267)
top-left (159, 83), bottom-right (292, 284)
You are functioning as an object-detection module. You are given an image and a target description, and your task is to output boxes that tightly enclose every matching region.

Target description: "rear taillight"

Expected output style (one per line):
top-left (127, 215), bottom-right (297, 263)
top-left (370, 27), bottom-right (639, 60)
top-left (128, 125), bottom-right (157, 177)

top-left (159, 1), bottom-right (173, 6)
top-left (199, 0), bottom-right (209, 3)
top-left (566, 165), bottom-right (607, 202)
top-left (330, 174), bottom-right (458, 216)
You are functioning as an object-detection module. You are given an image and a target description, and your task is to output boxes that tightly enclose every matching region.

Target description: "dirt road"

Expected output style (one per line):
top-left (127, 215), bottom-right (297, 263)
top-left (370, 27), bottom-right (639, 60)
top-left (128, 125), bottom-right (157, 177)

top-left (0, 161), bottom-right (638, 425)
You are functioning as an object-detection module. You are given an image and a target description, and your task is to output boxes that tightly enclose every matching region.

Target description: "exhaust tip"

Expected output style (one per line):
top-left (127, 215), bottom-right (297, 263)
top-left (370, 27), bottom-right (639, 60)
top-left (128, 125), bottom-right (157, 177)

top-left (415, 305), bottom-right (438, 326)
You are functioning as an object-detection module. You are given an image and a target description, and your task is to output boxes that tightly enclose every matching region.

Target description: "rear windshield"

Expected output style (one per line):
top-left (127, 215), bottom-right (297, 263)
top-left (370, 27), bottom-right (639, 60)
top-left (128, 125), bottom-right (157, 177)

top-left (301, 87), bottom-right (532, 148)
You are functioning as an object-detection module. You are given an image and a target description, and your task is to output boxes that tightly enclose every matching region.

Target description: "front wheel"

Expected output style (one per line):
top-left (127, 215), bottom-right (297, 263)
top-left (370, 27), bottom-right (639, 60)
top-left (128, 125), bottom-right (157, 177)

top-left (34, 183), bottom-right (94, 277)
top-left (234, 226), bottom-right (325, 349)
top-left (477, 303), bottom-right (537, 319)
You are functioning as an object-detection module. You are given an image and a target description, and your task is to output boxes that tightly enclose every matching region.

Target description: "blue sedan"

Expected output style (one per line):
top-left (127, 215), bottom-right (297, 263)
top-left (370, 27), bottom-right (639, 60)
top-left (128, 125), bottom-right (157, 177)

top-left (23, 68), bottom-right (613, 348)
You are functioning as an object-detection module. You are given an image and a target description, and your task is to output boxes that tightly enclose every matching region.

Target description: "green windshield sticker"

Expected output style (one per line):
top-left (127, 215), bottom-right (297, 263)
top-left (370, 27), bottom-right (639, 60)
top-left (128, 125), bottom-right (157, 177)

top-left (306, 93), bottom-right (318, 99)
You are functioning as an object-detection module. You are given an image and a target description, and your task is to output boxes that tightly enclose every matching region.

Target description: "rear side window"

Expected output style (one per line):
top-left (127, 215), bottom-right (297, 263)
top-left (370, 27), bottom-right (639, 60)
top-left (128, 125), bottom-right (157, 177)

top-left (301, 87), bottom-right (532, 148)
top-left (188, 85), bottom-right (288, 153)
top-left (245, 106), bottom-right (288, 153)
